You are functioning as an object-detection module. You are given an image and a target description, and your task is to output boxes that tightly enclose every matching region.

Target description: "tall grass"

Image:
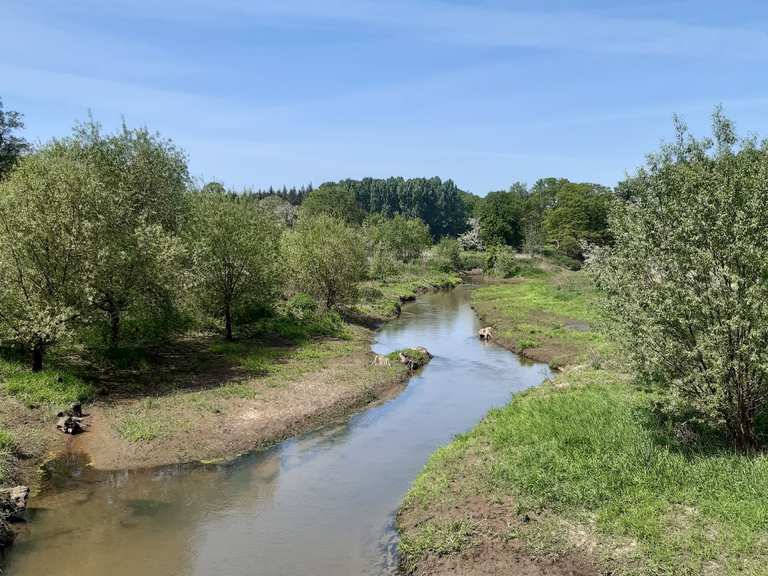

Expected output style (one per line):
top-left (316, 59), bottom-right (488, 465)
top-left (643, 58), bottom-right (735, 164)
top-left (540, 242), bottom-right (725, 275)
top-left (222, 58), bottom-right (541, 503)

top-left (0, 359), bottom-right (94, 409)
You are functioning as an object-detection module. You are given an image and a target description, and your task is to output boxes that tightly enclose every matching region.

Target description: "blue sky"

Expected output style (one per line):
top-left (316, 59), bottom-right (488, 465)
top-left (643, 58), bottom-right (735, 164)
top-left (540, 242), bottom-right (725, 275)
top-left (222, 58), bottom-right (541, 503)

top-left (4, 1), bottom-right (768, 194)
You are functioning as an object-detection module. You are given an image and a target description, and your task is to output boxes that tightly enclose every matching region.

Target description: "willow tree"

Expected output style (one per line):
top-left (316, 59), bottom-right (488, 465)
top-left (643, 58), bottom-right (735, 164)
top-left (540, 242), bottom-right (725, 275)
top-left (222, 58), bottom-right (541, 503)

top-left (190, 191), bottom-right (281, 340)
top-left (590, 109), bottom-right (768, 450)
top-left (0, 149), bottom-right (103, 371)
top-left (66, 120), bottom-right (190, 347)
top-left (283, 215), bottom-right (367, 310)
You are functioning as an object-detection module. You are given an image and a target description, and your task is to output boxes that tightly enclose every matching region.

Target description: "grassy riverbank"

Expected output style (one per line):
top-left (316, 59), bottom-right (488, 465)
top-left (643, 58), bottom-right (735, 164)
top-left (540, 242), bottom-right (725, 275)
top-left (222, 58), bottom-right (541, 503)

top-left (0, 269), bottom-right (458, 483)
top-left (398, 265), bottom-right (768, 576)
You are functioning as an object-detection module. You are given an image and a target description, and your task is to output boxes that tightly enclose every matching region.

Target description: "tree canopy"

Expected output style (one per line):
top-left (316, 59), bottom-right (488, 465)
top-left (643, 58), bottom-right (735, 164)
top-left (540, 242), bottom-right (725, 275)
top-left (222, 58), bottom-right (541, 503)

top-left (328, 177), bottom-right (469, 238)
top-left (283, 215), bottom-right (367, 310)
top-left (0, 97), bottom-right (29, 180)
top-left (190, 191), bottom-right (281, 340)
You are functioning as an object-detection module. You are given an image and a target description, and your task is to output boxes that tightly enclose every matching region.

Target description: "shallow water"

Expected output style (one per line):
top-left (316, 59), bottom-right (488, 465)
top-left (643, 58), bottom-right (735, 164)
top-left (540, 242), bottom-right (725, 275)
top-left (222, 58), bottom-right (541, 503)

top-left (2, 286), bottom-right (549, 576)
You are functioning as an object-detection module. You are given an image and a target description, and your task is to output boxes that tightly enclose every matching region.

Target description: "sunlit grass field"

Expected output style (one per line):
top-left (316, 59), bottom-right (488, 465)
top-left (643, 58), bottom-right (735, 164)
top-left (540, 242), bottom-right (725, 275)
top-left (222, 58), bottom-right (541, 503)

top-left (400, 268), bottom-right (768, 575)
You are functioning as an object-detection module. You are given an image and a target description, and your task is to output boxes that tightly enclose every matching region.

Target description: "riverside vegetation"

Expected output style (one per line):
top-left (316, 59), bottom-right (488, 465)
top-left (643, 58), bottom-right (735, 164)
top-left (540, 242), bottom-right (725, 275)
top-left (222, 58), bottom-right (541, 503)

top-left (398, 111), bottom-right (768, 576)
top-left (3, 96), bottom-right (767, 575)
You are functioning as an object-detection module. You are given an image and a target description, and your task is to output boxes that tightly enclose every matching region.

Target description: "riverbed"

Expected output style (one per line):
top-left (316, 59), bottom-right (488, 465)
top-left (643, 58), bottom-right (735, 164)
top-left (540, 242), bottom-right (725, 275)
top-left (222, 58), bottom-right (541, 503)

top-left (2, 286), bottom-right (549, 576)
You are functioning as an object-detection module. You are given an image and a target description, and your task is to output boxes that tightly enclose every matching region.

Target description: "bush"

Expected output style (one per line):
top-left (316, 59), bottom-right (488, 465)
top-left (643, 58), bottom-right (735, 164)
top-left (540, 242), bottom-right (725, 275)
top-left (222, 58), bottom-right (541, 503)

top-left (429, 238), bottom-right (462, 272)
top-left (491, 248), bottom-right (520, 278)
top-left (550, 253), bottom-right (582, 271)
top-left (285, 293), bottom-right (318, 320)
top-left (369, 248), bottom-right (400, 281)
top-left (459, 250), bottom-right (485, 271)
top-left (590, 109), bottom-right (768, 449)
top-left (283, 215), bottom-right (367, 309)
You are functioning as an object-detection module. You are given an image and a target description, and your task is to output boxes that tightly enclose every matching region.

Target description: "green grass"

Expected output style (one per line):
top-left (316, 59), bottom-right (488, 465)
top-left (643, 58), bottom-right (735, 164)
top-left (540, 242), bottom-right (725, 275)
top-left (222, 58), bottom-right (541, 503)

top-left (211, 338), bottom-right (359, 381)
top-left (0, 359), bottom-right (94, 409)
top-left (399, 520), bottom-right (475, 573)
top-left (401, 267), bottom-right (768, 575)
top-left (0, 430), bottom-right (14, 484)
top-left (387, 348), bottom-right (431, 368)
top-left (405, 370), bottom-right (768, 575)
top-left (114, 399), bottom-right (171, 442)
top-left (472, 271), bottom-right (613, 366)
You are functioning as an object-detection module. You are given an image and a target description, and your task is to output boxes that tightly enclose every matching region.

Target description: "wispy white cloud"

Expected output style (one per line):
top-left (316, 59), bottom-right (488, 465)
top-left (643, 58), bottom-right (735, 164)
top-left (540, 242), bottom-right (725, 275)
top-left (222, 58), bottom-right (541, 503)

top-left (18, 0), bottom-right (768, 60)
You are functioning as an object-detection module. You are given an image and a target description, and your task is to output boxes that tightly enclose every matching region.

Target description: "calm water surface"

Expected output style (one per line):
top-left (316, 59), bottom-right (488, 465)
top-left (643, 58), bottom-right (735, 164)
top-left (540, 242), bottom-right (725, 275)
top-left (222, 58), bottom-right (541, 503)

top-left (3, 286), bottom-right (548, 576)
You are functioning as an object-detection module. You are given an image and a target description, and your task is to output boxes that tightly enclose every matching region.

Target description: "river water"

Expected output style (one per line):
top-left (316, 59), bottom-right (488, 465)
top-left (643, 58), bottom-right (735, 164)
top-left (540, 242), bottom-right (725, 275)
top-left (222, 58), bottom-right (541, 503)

top-left (2, 286), bottom-right (548, 576)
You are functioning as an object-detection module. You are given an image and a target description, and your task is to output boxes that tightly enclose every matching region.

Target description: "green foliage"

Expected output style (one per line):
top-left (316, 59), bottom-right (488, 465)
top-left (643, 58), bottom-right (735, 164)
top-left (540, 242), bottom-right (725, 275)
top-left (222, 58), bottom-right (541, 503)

top-left (300, 184), bottom-right (364, 224)
top-left (458, 250), bottom-right (485, 271)
top-left (364, 214), bottom-right (431, 263)
top-left (0, 97), bottom-right (29, 180)
top-left (478, 185), bottom-right (526, 248)
top-left (329, 176), bottom-right (469, 238)
top-left (590, 109), bottom-right (768, 449)
top-left (67, 119), bottom-right (190, 349)
top-left (477, 178), bottom-right (612, 259)
top-left (284, 293), bottom-right (319, 320)
top-left (283, 215), bottom-right (367, 309)
top-left (0, 429), bottom-right (14, 484)
top-left (529, 177), bottom-right (612, 259)
top-left (189, 190), bottom-right (282, 340)
top-left (0, 146), bottom-right (103, 369)
top-left (490, 247), bottom-right (520, 278)
top-left (251, 311), bottom-right (348, 343)
top-left (0, 358), bottom-right (94, 408)
top-left (543, 249), bottom-right (582, 271)
top-left (369, 248), bottom-right (400, 281)
top-left (458, 190), bottom-right (484, 217)
top-left (429, 238), bottom-right (462, 272)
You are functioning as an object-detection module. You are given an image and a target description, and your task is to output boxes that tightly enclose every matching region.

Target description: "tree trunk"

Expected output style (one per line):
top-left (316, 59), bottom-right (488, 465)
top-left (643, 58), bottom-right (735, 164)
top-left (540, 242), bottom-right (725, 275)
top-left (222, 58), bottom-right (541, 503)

top-left (109, 306), bottom-right (121, 349)
top-left (729, 416), bottom-right (758, 452)
top-left (224, 304), bottom-right (233, 341)
top-left (31, 341), bottom-right (44, 373)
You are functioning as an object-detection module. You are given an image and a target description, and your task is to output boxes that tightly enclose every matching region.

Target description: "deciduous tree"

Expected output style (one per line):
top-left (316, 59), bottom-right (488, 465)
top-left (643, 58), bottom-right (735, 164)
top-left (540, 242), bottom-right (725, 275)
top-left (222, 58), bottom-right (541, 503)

top-left (283, 215), bottom-right (367, 309)
top-left (190, 191), bottom-right (281, 340)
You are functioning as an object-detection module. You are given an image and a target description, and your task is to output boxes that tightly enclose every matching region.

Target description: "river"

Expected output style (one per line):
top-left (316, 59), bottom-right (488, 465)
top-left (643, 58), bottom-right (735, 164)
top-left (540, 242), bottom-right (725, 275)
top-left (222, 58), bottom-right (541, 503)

top-left (2, 286), bottom-right (549, 576)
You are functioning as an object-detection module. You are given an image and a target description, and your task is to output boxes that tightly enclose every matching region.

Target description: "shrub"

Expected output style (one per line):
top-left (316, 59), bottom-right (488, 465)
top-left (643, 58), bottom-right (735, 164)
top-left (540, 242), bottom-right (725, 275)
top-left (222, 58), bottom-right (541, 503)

top-left (491, 248), bottom-right (520, 278)
top-left (429, 238), bottom-right (462, 272)
top-left (283, 215), bottom-right (367, 309)
top-left (459, 250), bottom-right (485, 271)
top-left (590, 109), bottom-right (768, 449)
top-left (369, 248), bottom-right (400, 281)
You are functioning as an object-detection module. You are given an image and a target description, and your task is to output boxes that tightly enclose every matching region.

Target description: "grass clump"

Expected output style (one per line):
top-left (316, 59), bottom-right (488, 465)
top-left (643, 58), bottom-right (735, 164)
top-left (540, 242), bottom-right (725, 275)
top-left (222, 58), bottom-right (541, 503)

top-left (387, 348), bottom-right (432, 368)
top-left (114, 399), bottom-right (169, 442)
top-left (0, 358), bottom-right (94, 409)
top-left (399, 520), bottom-right (475, 573)
top-left (0, 430), bottom-right (15, 484)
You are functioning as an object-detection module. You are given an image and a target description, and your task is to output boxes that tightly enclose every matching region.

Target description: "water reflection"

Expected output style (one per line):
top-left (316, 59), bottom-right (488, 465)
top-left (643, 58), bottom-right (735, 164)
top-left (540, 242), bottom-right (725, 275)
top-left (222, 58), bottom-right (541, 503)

top-left (3, 287), bottom-right (548, 576)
